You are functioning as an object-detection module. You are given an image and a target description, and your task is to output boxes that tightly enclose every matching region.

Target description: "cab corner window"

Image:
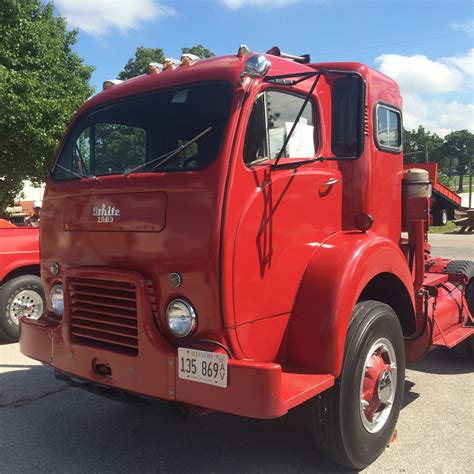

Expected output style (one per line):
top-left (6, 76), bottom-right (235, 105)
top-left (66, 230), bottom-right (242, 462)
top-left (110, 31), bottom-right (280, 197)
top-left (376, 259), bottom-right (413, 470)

top-left (375, 104), bottom-right (402, 152)
top-left (243, 90), bottom-right (316, 166)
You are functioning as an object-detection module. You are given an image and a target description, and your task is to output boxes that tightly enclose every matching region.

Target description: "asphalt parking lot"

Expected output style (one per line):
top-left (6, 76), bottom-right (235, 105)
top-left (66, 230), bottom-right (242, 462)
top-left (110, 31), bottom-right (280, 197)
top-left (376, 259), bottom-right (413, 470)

top-left (1, 234), bottom-right (473, 473)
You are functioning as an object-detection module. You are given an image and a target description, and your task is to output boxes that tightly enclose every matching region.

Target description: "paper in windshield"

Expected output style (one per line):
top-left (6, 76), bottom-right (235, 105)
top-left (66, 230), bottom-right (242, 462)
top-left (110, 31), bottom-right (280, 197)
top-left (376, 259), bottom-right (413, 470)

top-left (285, 122), bottom-right (315, 158)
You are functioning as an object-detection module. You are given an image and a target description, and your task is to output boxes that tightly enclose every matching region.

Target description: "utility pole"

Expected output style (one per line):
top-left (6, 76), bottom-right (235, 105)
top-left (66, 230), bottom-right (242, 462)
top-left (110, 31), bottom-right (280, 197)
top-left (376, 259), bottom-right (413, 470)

top-left (425, 141), bottom-right (429, 163)
top-left (469, 153), bottom-right (473, 209)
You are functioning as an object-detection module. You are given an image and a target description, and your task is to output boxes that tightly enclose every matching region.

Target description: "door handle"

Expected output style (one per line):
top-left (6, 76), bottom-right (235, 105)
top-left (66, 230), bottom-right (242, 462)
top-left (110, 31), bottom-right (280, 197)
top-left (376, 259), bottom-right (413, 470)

top-left (323, 177), bottom-right (338, 186)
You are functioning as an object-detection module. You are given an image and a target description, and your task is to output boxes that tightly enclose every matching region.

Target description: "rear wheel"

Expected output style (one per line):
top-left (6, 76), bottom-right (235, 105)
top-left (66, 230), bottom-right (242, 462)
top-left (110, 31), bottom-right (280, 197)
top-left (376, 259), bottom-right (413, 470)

top-left (443, 260), bottom-right (474, 357)
top-left (433, 207), bottom-right (448, 226)
top-left (312, 301), bottom-right (405, 469)
top-left (0, 275), bottom-right (45, 342)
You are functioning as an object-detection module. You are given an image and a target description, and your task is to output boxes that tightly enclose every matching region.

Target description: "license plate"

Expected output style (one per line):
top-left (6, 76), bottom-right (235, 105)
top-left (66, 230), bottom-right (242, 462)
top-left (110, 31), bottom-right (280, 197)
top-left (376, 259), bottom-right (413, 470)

top-left (178, 348), bottom-right (228, 388)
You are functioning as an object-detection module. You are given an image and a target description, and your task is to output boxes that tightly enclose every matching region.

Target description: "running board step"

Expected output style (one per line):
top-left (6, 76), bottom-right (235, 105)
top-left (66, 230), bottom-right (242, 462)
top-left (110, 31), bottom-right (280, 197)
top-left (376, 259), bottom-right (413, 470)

top-left (433, 326), bottom-right (474, 348)
top-left (281, 371), bottom-right (334, 410)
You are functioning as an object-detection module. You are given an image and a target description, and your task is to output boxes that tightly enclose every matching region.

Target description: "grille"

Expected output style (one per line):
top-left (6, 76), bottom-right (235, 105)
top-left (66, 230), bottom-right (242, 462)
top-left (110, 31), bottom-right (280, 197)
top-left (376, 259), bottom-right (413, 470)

top-left (68, 277), bottom-right (139, 355)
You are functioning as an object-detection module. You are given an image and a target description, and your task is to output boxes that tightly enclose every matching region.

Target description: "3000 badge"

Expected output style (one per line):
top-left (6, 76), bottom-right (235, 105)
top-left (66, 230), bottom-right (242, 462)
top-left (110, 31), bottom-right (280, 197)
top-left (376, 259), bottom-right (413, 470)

top-left (178, 348), bottom-right (228, 388)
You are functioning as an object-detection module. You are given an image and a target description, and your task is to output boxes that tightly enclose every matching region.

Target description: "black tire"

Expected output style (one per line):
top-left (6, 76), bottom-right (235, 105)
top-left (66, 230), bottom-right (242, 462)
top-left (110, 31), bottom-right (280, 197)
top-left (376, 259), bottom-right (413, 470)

top-left (443, 260), bottom-right (474, 357)
top-left (0, 275), bottom-right (45, 342)
top-left (433, 207), bottom-right (448, 226)
top-left (312, 301), bottom-right (405, 469)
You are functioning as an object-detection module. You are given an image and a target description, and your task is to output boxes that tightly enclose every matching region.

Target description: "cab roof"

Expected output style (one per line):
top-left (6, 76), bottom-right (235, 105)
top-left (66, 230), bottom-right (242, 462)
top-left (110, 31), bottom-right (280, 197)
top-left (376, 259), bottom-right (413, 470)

top-left (77, 53), bottom-right (400, 117)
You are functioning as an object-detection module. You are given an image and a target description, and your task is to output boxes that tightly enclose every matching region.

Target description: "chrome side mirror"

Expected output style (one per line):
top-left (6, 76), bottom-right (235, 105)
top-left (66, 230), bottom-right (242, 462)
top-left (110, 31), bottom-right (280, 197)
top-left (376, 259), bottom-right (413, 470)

top-left (240, 54), bottom-right (272, 83)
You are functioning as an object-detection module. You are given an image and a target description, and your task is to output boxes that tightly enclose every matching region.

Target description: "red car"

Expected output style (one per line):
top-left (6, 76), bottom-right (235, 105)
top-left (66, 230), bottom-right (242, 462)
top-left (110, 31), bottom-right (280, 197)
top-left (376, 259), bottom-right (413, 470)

top-left (0, 221), bottom-right (44, 341)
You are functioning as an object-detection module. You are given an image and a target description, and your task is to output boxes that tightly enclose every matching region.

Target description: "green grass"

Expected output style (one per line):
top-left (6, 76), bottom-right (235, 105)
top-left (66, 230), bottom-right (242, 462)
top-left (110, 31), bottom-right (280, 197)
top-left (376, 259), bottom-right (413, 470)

top-left (444, 175), bottom-right (474, 192)
top-left (428, 220), bottom-right (458, 234)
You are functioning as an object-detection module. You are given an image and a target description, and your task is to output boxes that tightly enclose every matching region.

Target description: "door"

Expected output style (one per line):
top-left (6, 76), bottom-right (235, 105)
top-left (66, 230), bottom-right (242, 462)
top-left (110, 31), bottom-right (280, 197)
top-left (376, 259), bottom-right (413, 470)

top-left (228, 89), bottom-right (342, 330)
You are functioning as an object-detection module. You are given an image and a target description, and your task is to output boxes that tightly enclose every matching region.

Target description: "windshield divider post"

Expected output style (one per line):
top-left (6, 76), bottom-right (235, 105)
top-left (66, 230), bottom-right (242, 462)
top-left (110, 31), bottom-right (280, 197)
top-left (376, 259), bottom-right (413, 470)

top-left (91, 124), bottom-right (96, 177)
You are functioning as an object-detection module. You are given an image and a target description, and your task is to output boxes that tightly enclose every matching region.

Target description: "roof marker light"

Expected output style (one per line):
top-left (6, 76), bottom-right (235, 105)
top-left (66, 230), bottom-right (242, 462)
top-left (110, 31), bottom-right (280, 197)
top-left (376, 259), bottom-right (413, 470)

top-left (180, 53), bottom-right (201, 66)
top-left (102, 79), bottom-right (124, 91)
top-left (163, 58), bottom-right (180, 71)
top-left (148, 62), bottom-right (163, 74)
top-left (237, 44), bottom-right (250, 58)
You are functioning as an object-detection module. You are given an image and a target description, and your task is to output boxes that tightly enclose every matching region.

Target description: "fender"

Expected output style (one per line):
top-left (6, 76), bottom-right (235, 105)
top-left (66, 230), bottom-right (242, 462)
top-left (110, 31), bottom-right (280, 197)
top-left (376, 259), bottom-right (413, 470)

top-left (0, 228), bottom-right (40, 282)
top-left (0, 258), bottom-right (40, 282)
top-left (286, 231), bottom-right (415, 377)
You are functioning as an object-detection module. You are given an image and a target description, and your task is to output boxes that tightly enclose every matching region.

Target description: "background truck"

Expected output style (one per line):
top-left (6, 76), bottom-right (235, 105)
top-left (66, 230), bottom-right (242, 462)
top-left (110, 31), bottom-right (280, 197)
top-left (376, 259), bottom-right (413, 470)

top-left (405, 162), bottom-right (463, 226)
top-left (20, 46), bottom-right (474, 469)
top-left (0, 225), bottom-right (44, 341)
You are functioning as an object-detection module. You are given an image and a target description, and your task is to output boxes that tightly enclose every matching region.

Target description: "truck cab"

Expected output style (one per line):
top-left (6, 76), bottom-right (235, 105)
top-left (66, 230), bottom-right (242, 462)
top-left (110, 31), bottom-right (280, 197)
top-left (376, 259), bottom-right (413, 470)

top-left (20, 47), bottom-right (474, 469)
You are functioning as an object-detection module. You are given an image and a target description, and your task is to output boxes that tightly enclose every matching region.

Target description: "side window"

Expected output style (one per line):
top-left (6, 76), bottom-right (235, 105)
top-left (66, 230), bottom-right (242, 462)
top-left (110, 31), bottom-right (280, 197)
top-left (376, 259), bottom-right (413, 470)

top-left (331, 76), bottom-right (364, 157)
top-left (243, 90), bottom-right (316, 165)
top-left (376, 104), bottom-right (402, 152)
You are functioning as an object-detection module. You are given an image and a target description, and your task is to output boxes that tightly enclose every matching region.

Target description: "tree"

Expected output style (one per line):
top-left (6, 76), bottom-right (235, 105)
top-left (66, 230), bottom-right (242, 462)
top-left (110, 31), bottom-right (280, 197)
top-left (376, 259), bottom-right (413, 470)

top-left (403, 125), bottom-right (443, 166)
top-left (0, 0), bottom-right (94, 213)
top-left (118, 46), bottom-right (165, 80)
top-left (118, 45), bottom-right (215, 80)
top-left (440, 130), bottom-right (474, 192)
top-left (182, 44), bottom-right (215, 59)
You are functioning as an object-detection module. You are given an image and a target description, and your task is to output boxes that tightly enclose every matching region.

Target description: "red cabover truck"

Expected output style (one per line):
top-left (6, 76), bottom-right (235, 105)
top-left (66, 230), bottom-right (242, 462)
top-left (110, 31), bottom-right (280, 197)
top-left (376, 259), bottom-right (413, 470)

top-left (20, 46), bottom-right (474, 469)
top-left (0, 222), bottom-right (44, 341)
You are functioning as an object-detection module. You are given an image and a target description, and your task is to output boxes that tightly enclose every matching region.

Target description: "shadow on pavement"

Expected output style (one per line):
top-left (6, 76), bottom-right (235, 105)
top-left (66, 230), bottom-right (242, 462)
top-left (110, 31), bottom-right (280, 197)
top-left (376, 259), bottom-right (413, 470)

top-left (407, 346), bottom-right (474, 375)
top-left (0, 364), bottom-right (350, 473)
top-left (401, 380), bottom-right (419, 410)
top-left (1, 346), bottom-right (471, 472)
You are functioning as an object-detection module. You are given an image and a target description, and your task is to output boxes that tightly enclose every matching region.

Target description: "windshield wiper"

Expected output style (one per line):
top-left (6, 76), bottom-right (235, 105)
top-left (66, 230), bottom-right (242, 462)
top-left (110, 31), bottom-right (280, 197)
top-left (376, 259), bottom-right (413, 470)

top-left (122, 126), bottom-right (213, 177)
top-left (54, 163), bottom-right (99, 180)
top-left (153, 126), bottom-right (213, 170)
top-left (123, 148), bottom-right (177, 177)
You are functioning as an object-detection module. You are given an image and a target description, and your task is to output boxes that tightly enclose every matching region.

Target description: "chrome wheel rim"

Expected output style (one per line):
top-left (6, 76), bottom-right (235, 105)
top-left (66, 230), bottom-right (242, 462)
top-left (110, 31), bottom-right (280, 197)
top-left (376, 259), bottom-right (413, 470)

top-left (9, 290), bottom-right (44, 324)
top-left (359, 337), bottom-right (397, 433)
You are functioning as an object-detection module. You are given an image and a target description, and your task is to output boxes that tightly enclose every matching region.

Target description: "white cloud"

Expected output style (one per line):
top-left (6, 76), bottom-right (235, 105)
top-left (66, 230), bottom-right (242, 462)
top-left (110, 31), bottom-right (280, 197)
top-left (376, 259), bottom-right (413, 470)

top-left (375, 50), bottom-right (473, 134)
top-left (374, 52), bottom-right (471, 94)
top-left (221, 0), bottom-right (296, 10)
top-left (451, 18), bottom-right (474, 37)
top-left (402, 93), bottom-right (474, 134)
top-left (444, 49), bottom-right (474, 78)
top-left (55, 0), bottom-right (177, 37)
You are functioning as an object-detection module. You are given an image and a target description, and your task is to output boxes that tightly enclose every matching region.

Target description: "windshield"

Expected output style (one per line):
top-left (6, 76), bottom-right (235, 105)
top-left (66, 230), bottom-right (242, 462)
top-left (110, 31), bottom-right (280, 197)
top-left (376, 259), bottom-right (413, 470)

top-left (52, 82), bottom-right (232, 180)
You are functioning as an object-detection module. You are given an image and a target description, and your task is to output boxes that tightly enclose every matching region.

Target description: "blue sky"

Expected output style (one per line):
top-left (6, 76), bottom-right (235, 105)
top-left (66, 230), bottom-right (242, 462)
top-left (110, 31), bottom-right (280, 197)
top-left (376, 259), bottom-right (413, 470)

top-left (53, 0), bottom-right (473, 134)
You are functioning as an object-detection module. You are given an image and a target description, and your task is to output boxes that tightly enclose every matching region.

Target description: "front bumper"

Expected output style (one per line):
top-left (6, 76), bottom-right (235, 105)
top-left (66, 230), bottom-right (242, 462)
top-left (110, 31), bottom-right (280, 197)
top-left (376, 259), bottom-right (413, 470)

top-left (21, 315), bottom-right (293, 418)
top-left (20, 266), bottom-right (333, 419)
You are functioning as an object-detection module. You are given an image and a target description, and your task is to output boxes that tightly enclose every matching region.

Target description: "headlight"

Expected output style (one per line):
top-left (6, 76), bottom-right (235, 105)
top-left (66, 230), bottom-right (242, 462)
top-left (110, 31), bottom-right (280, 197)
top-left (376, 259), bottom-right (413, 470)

top-left (166, 298), bottom-right (197, 337)
top-left (50, 285), bottom-right (64, 317)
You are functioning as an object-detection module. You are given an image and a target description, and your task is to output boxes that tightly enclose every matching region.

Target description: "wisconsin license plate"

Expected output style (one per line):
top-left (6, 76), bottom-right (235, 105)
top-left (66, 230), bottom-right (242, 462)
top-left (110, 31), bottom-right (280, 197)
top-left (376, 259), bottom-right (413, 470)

top-left (178, 348), bottom-right (228, 388)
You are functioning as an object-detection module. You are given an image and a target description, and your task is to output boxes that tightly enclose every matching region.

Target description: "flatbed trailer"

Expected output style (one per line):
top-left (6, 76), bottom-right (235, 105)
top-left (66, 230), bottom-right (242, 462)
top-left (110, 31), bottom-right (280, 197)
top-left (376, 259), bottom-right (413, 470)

top-left (405, 163), bottom-right (462, 225)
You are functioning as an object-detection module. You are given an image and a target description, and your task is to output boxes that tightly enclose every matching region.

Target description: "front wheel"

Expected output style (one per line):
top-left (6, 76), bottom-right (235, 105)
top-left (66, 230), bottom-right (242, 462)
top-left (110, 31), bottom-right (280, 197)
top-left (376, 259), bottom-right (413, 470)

top-left (0, 275), bottom-right (45, 342)
top-left (312, 301), bottom-right (405, 469)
